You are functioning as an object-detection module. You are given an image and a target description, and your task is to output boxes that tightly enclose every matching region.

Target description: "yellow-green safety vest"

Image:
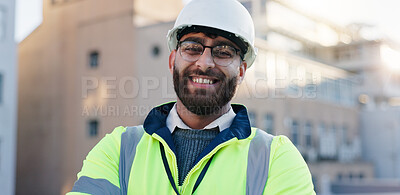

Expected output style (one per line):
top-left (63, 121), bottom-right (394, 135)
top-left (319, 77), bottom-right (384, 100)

top-left (68, 102), bottom-right (315, 195)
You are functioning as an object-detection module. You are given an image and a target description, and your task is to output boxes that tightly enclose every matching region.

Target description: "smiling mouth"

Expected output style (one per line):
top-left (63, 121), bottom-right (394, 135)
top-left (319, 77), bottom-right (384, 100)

top-left (189, 76), bottom-right (219, 85)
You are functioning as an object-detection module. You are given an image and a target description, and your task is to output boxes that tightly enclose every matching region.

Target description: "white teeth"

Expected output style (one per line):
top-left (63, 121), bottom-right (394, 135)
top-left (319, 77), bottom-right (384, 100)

top-left (193, 77), bottom-right (214, 84)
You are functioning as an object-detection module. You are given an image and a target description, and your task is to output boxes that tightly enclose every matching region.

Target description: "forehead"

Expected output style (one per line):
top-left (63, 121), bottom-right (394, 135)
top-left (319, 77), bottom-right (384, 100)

top-left (179, 32), bottom-right (238, 48)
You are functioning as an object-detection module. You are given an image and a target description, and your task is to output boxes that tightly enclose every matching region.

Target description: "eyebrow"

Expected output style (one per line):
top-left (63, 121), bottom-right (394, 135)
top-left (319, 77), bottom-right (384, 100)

top-left (181, 37), bottom-right (205, 44)
top-left (213, 40), bottom-right (239, 50)
top-left (181, 37), bottom-right (239, 50)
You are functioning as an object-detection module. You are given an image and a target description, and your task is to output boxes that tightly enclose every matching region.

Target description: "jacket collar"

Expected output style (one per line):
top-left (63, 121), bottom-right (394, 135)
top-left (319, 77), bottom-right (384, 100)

top-left (143, 102), bottom-right (251, 140)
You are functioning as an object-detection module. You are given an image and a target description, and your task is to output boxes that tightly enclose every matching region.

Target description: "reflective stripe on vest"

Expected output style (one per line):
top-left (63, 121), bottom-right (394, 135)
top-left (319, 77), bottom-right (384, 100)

top-left (117, 126), bottom-right (274, 194)
top-left (246, 129), bottom-right (274, 195)
top-left (71, 176), bottom-right (120, 194)
top-left (119, 126), bottom-right (145, 195)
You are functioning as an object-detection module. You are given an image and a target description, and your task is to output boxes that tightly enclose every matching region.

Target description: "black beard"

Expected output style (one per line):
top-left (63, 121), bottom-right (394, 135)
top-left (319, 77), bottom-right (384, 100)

top-left (173, 65), bottom-right (238, 115)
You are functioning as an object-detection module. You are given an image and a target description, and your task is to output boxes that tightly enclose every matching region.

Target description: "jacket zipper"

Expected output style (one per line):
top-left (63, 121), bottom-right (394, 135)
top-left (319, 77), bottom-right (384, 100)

top-left (181, 138), bottom-right (237, 194)
top-left (154, 134), bottom-right (237, 195)
top-left (153, 134), bottom-right (180, 193)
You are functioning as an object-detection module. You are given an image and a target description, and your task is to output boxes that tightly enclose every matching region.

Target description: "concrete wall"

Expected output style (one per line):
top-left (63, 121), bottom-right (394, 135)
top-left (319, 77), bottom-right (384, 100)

top-left (361, 108), bottom-right (400, 179)
top-left (0, 0), bottom-right (17, 194)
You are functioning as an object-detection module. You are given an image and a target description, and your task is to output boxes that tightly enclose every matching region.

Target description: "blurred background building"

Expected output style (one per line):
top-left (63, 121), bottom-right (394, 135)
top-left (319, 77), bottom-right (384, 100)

top-left (14, 0), bottom-right (400, 194)
top-left (0, 0), bottom-right (17, 194)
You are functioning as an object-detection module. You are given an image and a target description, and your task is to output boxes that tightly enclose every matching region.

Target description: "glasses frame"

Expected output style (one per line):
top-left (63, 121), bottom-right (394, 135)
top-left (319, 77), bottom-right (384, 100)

top-left (177, 41), bottom-right (242, 66)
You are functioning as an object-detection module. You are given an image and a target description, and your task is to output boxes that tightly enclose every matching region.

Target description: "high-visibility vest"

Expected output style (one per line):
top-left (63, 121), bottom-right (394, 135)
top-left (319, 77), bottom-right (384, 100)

top-left (68, 102), bottom-right (315, 195)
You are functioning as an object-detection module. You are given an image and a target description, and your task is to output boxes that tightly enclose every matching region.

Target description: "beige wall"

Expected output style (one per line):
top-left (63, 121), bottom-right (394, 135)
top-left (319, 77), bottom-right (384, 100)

top-left (134, 0), bottom-right (183, 25)
top-left (18, 0), bottom-right (135, 194)
top-left (134, 22), bottom-right (176, 120)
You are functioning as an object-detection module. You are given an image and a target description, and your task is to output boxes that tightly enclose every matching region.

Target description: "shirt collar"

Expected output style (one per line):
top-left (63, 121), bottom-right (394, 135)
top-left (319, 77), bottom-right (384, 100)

top-left (144, 102), bottom-right (251, 140)
top-left (166, 103), bottom-right (236, 133)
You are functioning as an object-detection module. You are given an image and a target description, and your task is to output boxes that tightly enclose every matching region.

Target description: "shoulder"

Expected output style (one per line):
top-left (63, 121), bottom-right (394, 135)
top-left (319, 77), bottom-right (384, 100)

top-left (248, 128), bottom-right (274, 148)
top-left (249, 128), bottom-right (294, 153)
top-left (121, 125), bottom-right (144, 137)
top-left (106, 125), bottom-right (145, 140)
top-left (270, 135), bottom-right (302, 162)
top-left (271, 135), bottom-right (293, 149)
top-left (94, 125), bottom-right (144, 152)
top-left (119, 125), bottom-right (146, 147)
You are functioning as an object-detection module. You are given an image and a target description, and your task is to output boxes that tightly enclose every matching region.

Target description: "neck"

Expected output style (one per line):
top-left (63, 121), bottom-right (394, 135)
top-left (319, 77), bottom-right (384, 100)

top-left (176, 100), bottom-right (230, 129)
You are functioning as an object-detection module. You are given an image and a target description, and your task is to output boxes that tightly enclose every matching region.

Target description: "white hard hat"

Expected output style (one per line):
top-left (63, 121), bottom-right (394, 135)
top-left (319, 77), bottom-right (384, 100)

top-left (167, 0), bottom-right (257, 67)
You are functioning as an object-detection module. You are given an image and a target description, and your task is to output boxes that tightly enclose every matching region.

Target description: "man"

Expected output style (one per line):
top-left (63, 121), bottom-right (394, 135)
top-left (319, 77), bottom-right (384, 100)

top-left (68, 0), bottom-right (315, 194)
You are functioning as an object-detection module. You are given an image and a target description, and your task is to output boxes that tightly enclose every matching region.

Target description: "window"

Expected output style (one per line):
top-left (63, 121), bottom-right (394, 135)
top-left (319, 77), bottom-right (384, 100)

top-left (0, 6), bottom-right (6, 41)
top-left (331, 124), bottom-right (337, 144)
top-left (260, 0), bottom-right (267, 14)
top-left (337, 173), bottom-right (343, 181)
top-left (320, 77), bottom-right (328, 99)
top-left (248, 112), bottom-right (257, 127)
top-left (0, 73), bottom-right (3, 104)
top-left (319, 123), bottom-right (338, 159)
top-left (341, 79), bottom-right (354, 106)
top-left (334, 79), bottom-right (341, 102)
top-left (264, 113), bottom-right (274, 135)
top-left (327, 78), bottom-right (335, 101)
top-left (89, 51), bottom-right (99, 68)
top-left (304, 72), bottom-right (316, 98)
top-left (304, 122), bottom-right (312, 148)
top-left (152, 45), bottom-right (161, 57)
top-left (340, 125), bottom-right (348, 145)
top-left (291, 120), bottom-right (299, 146)
top-left (88, 119), bottom-right (99, 137)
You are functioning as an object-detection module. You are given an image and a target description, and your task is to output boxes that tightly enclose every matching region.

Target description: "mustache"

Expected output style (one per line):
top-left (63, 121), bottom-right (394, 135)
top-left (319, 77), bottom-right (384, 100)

top-left (182, 68), bottom-right (225, 80)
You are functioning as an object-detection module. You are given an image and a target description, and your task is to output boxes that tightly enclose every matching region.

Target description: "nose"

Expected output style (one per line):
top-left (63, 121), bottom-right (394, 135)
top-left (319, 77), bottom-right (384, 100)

top-left (195, 48), bottom-right (215, 71)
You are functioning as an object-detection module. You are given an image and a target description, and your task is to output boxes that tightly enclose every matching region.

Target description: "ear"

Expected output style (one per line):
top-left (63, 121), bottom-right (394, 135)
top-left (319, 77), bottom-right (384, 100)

top-left (237, 61), bottom-right (247, 84)
top-left (168, 50), bottom-right (177, 75)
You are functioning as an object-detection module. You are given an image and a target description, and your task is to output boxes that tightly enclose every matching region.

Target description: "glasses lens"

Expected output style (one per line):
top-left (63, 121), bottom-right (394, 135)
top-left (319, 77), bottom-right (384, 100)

top-left (178, 41), bottom-right (238, 66)
top-left (180, 41), bottom-right (203, 62)
top-left (212, 45), bottom-right (236, 66)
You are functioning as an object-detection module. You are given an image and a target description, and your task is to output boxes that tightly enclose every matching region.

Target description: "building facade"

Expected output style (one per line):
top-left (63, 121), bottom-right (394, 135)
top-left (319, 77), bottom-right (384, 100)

top-left (321, 39), bottom-right (400, 179)
top-left (0, 0), bottom-right (17, 194)
top-left (20, 0), bottom-right (400, 194)
top-left (236, 0), bottom-right (376, 192)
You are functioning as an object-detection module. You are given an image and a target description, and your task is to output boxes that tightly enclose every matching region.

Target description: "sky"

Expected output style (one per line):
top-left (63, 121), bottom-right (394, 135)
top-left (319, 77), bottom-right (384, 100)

top-left (284, 0), bottom-right (400, 43)
top-left (14, 0), bottom-right (400, 43)
top-left (15, 0), bottom-right (42, 42)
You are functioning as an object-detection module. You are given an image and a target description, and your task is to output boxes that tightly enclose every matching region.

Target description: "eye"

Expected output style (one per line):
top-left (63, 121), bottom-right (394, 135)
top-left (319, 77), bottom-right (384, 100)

top-left (213, 46), bottom-right (236, 59)
top-left (181, 42), bottom-right (203, 55)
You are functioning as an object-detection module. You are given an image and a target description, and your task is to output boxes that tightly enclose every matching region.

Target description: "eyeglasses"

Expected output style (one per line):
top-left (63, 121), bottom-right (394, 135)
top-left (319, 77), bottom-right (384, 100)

top-left (178, 41), bottom-right (242, 66)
